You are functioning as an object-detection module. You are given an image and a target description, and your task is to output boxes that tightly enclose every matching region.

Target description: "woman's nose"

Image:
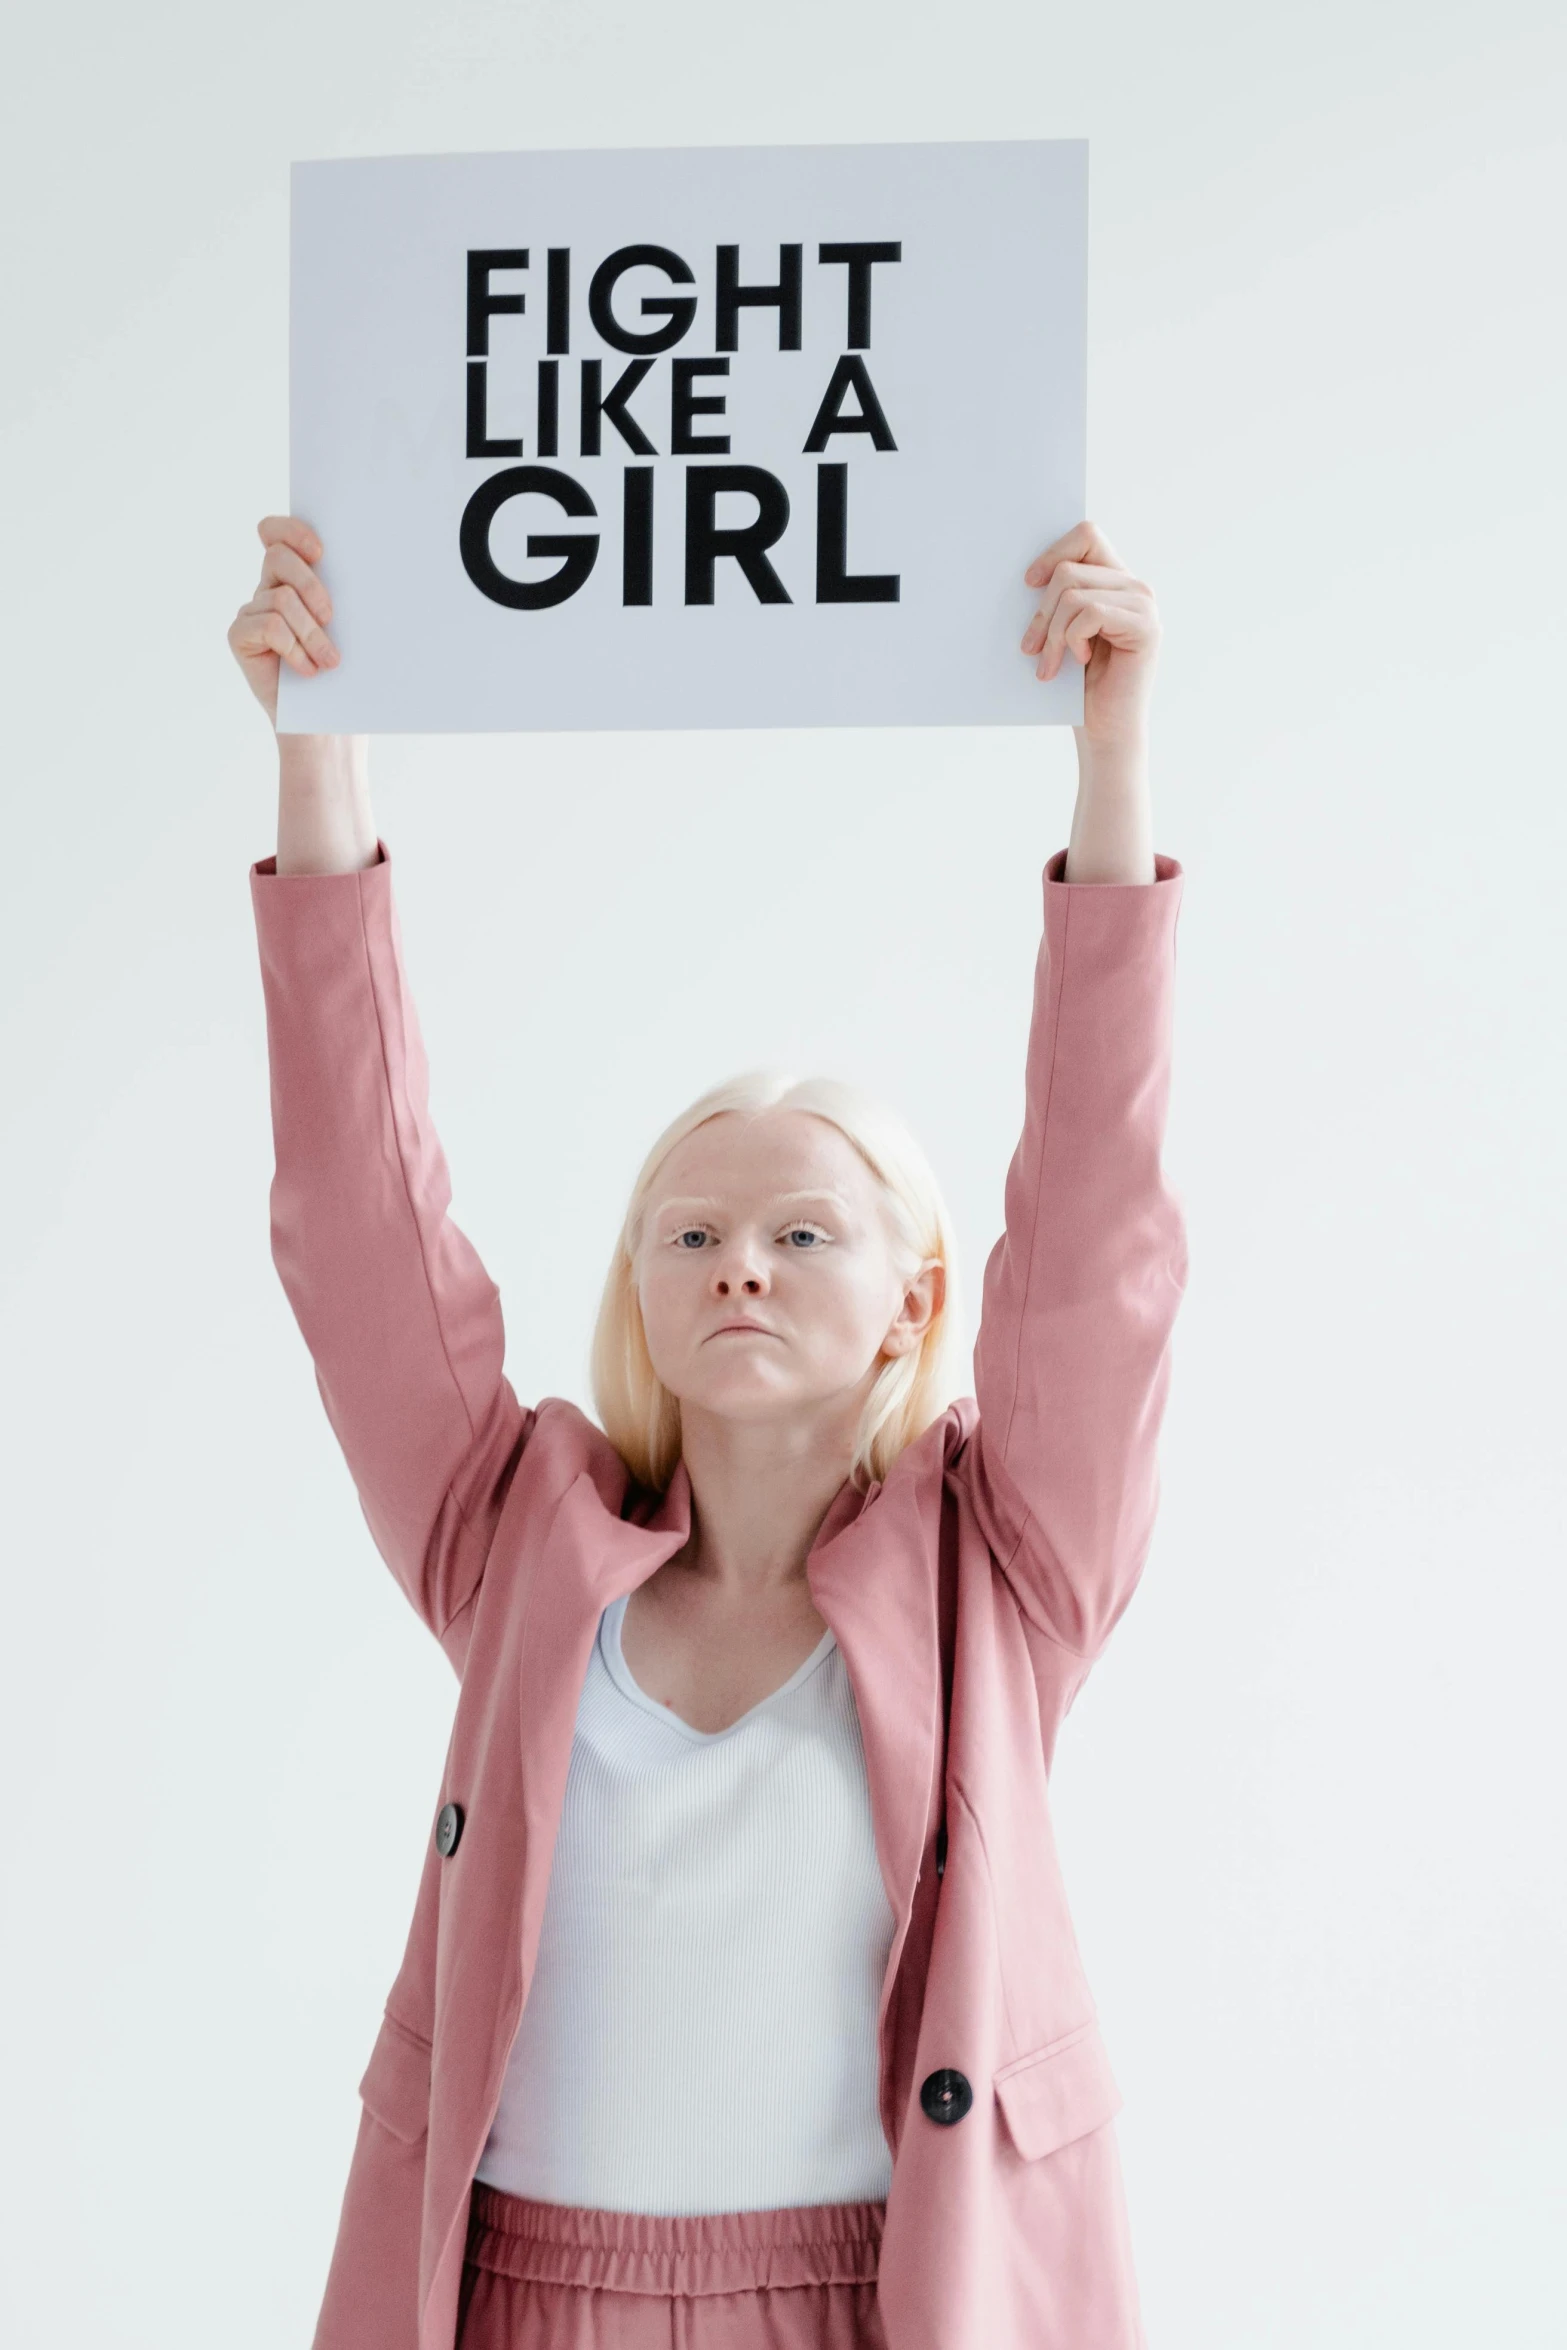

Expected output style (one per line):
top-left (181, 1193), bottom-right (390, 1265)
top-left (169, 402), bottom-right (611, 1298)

top-left (712, 1244), bottom-right (768, 1297)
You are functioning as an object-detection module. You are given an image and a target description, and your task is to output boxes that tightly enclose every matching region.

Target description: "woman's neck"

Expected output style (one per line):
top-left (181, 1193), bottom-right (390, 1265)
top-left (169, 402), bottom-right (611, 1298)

top-left (672, 1399), bottom-right (861, 1595)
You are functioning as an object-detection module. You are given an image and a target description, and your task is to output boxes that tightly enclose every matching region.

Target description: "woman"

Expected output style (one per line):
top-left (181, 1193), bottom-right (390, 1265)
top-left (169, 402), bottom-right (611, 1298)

top-left (230, 514), bottom-right (1186, 2350)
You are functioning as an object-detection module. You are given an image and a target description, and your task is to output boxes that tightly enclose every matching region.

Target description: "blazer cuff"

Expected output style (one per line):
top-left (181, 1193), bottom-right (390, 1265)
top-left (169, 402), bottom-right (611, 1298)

top-left (1044, 848), bottom-right (1182, 887)
top-left (250, 839), bottom-right (390, 882)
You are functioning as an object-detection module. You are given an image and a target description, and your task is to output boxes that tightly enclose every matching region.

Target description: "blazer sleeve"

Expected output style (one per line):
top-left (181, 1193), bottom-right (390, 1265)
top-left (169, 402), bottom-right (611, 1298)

top-left (251, 842), bottom-right (531, 1664)
top-left (961, 847), bottom-right (1188, 1662)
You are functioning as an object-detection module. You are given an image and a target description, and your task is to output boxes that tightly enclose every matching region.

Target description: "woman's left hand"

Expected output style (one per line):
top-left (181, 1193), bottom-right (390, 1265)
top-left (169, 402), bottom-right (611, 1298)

top-left (1021, 520), bottom-right (1160, 750)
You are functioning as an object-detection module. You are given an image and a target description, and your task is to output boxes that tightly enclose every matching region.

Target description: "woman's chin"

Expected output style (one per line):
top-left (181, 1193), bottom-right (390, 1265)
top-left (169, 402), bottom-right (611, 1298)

top-left (673, 1374), bottom-right (820, 1427)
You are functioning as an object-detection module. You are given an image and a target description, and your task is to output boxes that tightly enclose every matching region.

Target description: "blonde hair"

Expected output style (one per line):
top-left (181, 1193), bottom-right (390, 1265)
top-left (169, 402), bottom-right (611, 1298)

top-left (591, 1071), bottom-right (961, 1496)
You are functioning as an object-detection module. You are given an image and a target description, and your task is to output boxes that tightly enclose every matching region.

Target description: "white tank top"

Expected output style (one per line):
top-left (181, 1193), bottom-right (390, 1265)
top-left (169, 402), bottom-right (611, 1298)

top-left (474, 1590), bottom-right (897, 2214)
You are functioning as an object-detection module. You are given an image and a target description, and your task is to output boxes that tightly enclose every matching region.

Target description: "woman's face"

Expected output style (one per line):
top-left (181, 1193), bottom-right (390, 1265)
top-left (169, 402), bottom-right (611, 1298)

top-left (634, 1109), bottom-right (941, 1437)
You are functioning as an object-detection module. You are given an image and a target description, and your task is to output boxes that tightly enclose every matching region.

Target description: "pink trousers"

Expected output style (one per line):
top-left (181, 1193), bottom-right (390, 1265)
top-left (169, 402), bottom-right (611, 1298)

top-left (457, 2185), bottom-right (889, 2350)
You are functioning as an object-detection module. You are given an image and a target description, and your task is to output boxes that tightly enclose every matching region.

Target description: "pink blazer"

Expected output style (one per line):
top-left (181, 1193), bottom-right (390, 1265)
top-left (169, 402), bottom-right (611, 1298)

top-left (251, 840), bottom-right (1187, 2350)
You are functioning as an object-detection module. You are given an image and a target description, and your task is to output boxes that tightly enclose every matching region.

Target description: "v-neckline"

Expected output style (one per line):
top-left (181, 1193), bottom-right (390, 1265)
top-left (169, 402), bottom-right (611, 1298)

top-left (599, 1593), bottom-right (837, 1744)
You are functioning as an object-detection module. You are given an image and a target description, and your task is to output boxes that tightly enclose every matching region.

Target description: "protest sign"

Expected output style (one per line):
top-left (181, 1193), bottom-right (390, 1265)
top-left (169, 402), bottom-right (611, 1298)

top-left (277, 139), bottom-right (1087, 733)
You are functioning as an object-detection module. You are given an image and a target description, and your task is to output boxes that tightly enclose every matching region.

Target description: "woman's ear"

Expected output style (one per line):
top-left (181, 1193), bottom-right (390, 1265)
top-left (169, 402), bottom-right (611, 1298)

top-left (882, 1259), bottom-right (945, 1358)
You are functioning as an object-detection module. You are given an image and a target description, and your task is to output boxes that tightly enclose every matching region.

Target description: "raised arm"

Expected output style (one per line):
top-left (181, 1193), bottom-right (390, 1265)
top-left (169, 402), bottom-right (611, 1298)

top-left (961, 521), bottom-right (1187, 1661)
top-left (234, 518), bottom-right (530, 1671)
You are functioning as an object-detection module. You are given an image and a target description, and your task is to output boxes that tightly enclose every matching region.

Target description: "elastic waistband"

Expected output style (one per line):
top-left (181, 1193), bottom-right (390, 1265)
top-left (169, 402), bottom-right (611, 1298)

top-left (466, 2183), bottom-right (885, 2296)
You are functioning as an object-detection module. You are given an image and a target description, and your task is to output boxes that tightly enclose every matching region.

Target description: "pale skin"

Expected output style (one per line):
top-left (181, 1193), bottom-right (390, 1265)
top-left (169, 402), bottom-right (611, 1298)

top-left (230, 515), bottom-right (1160, 1730)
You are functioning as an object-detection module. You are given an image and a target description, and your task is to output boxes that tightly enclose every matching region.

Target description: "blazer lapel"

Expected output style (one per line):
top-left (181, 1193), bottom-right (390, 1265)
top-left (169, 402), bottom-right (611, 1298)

top-left (512, 1459), bottom-right (695, 1992)
top-left (807, 1472), bottom-right (943, 2104)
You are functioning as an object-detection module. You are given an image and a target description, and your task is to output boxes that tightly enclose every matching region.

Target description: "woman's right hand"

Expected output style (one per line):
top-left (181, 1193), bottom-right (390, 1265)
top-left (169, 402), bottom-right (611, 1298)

top-left (228, 514), bottom-right (340, 726)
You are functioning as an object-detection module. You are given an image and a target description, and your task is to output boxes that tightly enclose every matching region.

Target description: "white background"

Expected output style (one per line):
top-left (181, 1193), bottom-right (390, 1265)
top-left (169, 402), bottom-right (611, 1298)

top-left (281, 140), bottom-right (1087, 731)
top-left (2, 4), bottom-right (1563, 2346)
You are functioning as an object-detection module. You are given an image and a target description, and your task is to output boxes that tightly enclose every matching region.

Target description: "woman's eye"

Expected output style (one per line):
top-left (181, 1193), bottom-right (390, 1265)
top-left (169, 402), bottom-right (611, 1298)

top-left (675, 1228), bottom-right (709, 1249)
top-left (783, 1227), bottom-right (827, 1248)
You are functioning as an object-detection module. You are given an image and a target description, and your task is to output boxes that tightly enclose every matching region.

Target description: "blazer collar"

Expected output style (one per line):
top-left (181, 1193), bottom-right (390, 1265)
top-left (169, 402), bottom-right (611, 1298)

top-left (606, 1449), bottom-right (879, 1588)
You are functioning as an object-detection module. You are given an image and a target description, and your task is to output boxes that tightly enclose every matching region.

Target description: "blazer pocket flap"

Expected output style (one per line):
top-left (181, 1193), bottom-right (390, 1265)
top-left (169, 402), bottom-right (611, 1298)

top-left (994, 2021), bottom-right (1123, 2161)
top-left (358, 2012), bottom-right (433, 2145)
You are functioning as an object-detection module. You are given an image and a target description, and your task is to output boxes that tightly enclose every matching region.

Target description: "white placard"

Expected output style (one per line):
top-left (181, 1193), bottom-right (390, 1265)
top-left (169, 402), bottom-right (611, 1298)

top-left (278, 140), bottom-right (1086, 735)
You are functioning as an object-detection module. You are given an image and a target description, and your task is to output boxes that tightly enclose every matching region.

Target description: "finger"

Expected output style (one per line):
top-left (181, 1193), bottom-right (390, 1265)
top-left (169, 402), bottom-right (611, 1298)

top-left (1036, 591), bottom-right (1155, 680)
top-left (1023, 518), bottom-right (1127, 588)
top-left (1020, 566), bottom-right (1145, 655)
top-left (229, 601), bottom-right (319, 677)
top-left (257, 609), bottom-right (319, 677)
top-left (1022, 579), bottom-right (1146, 661)
top-left (257, 514), bottom-right (324, 565)
top-left (255, 582), bottom-right (339, 666)
top-left (1061, 606), bottom-right (1103, 666)
top-left (1035, 590), bottom-right (1146, 680)
top-left (259, 540), bottom-right (334, 627)
top-left (1025, 518), bottom-right (1127, 582)
top-left (1036, 589), bottom-right (1099, 679)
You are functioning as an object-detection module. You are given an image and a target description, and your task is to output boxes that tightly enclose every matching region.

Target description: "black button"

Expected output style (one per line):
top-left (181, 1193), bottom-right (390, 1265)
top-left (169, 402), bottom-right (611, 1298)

top-left (920, 2068), bottom-right (972, 2126)
top-left (435, 1801), bottom-right (464, 1858)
